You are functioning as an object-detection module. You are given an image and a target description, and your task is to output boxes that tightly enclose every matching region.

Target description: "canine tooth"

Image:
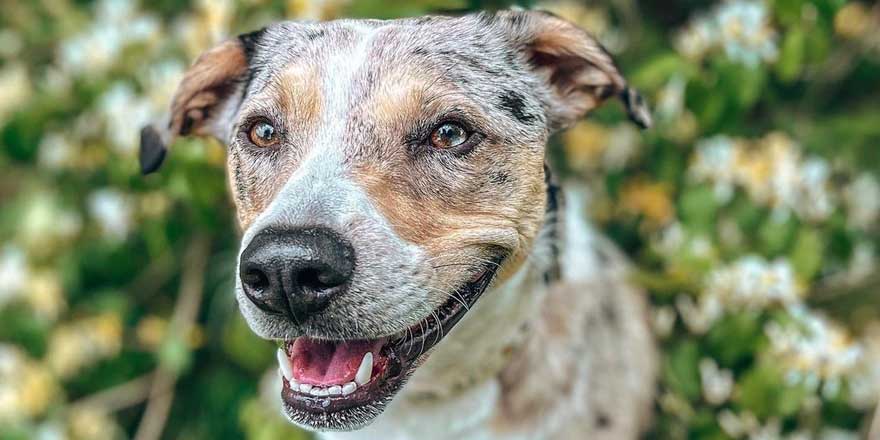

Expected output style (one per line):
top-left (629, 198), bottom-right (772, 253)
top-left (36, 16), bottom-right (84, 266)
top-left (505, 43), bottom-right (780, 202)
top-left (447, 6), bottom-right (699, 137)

top-left (355, 352), bottom-right (373, 386)
top-left (328, 385), bottom-right (342, 396)
top-left (342, 382), bottom-right (357, 396)
top-left (299, 384), bottom-right (312, 393)
top-left (276, 348), bottom-right (293, 381)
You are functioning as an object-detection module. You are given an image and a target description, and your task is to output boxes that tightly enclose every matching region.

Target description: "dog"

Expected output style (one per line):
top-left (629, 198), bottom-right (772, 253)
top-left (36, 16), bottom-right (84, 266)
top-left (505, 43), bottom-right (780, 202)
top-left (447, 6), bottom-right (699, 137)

top-left (140, 10), bottom-right (657, 439)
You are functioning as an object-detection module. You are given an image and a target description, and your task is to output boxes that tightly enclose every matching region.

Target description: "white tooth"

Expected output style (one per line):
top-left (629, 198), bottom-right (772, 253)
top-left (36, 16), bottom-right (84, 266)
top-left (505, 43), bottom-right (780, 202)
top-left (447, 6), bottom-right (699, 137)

top-left (277, 348), bottom-right (293, 381)
top-left (355, 352), bottom-right (373, 386)
top-left (299, 384), bottom-right (312, 393)
top-left (342, 382), bottom-right (357, 396)
top-left (328, 385), bottom-right (342, 396)
top-left (312, 387), bottom-right (329, 397)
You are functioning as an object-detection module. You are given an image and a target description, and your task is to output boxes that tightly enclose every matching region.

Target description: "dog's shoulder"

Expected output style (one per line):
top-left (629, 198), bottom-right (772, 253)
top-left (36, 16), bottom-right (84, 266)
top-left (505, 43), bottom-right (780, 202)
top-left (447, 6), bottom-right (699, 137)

top-left (493, 184), bottom-right (657, 439)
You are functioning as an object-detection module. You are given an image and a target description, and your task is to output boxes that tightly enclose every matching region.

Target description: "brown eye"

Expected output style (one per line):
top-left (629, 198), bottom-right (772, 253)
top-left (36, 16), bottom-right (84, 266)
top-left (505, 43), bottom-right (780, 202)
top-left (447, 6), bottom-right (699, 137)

top-left (248, 121), bottom-right (279, 147)
top-left (430, 123), bottom-right (469, 149)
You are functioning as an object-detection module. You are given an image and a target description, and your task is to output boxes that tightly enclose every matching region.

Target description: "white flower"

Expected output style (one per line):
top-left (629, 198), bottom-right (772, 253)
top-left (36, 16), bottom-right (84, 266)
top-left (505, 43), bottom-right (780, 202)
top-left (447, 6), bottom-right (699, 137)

top-left (675, 0), bottom-right (778, 66)
top-left (0, 63), bottom-right (32, 122)
top-left (699, 358), bottom-right (734, 404)
top-left (690, 133), bottom-right (837, 222)
top-left (766, 305), bottom-right (862, 380)
top-left (88, 189), bottom-right (133, 241)
top-left (718, 409), bottom-right (759, 438)
top-left (651, 306), bottom-right (677, 338)
top-left (38, 133), bottom-right (77, 170)
top-left (57, 0), bottom-right (160, 75)
top-left (675, 16), bottom-right (716, 59)
top-left (690, 135), bottom-right (737, 203)
top-left (98, 82), bottom-right (155, 155)
top-left (716, 1), bottom-right (778, 66)
top-left (0, 246), bottom-right (28, 308)
top-left (705, 256), bottom-right (801, 310)
top-left (844, 173), bottom-right (880, 229)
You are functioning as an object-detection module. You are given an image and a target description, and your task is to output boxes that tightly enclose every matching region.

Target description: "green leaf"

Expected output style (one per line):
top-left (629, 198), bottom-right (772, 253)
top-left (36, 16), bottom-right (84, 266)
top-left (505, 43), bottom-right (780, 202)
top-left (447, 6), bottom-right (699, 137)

top-left (663, 340), bottom-right (702, 401)
top-left (777, 26), bottom-right (806, 82)
top-left (791, 228), bottom-right (824, 280)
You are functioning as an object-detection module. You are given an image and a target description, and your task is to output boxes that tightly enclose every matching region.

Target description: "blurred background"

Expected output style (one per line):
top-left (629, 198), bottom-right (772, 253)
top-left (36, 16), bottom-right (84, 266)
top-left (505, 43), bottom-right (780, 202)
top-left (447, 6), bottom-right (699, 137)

top-left (1, 0), bottom-right (878, 439)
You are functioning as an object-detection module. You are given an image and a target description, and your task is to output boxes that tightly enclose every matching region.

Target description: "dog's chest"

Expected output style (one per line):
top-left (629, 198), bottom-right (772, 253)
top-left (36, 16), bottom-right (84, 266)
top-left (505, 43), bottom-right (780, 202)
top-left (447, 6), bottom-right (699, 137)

top-left (317, 380), bottom-right (531, 440)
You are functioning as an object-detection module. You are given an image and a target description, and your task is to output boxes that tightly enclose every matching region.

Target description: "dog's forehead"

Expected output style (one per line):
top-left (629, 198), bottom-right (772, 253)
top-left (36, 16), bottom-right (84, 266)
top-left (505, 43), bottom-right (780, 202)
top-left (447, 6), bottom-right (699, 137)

top-left (242, 15), bottom-right (544, 120)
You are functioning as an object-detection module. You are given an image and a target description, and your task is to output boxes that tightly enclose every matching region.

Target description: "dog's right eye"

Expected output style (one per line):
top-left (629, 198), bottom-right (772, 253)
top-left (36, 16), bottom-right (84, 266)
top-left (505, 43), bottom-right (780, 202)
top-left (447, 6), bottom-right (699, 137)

top-left (248, 121), bottom-right (280, 148)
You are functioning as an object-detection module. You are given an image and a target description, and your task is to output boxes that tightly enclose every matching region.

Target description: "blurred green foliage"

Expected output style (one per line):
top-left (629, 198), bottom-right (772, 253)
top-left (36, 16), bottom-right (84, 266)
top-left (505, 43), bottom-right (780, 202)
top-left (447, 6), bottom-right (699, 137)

top-left (1, 0), bottom-right (878, 439)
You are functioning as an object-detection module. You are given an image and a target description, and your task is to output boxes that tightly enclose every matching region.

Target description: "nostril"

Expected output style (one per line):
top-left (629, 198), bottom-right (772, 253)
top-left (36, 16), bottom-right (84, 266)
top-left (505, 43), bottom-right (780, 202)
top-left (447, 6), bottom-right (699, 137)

top-left (242, 266), bottom-right (270, 291)
top-left (296, 267), bottom-right (344, 292)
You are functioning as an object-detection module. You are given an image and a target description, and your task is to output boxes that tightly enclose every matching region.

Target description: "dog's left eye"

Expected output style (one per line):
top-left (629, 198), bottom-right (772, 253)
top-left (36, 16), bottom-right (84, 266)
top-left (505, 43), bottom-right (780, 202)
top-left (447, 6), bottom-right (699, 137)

top-left (430, 123), bottom-right (469, 149)
top-left (248, 121), bottom-right (280, 148)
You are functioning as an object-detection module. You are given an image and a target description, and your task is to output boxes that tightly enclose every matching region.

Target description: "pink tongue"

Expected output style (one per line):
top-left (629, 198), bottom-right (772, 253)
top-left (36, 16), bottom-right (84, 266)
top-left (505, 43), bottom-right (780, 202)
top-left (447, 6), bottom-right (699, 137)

top-left (290, 338), bottom-right (385, 386)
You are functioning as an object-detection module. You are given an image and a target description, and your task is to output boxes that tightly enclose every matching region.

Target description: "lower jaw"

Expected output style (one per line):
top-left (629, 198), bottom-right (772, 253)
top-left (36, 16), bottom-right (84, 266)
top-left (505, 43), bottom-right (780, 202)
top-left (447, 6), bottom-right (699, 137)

top-left (277, 256), bottom-right (505, 430)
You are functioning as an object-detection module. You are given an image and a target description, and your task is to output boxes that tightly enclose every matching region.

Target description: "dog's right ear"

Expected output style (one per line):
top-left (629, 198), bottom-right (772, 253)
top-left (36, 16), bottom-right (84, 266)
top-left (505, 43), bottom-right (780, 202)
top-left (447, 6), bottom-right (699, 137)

top-left (140, 31), bottom-right (263, 174)
top-left (496, 10), bottom-right (651, 132)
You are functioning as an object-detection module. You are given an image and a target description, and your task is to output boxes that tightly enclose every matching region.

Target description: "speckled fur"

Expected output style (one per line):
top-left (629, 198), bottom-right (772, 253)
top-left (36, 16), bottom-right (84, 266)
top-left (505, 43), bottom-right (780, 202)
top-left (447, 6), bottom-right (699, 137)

top-left (152, 10), bottom-right (657, 438)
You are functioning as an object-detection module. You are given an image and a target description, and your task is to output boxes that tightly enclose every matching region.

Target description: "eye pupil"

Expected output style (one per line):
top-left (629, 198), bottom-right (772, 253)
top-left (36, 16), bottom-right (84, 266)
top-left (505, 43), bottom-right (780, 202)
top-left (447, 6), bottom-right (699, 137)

top-left (431, 123), bottom-right (468, 149)
top-left (249, 121), bottom-right (278, 147)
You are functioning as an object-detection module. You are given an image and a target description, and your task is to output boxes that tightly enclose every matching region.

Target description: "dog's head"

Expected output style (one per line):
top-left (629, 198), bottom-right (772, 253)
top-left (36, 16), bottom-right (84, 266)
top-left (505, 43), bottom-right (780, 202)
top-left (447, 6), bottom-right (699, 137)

top-left (143, 10), bottom-right (649, 431)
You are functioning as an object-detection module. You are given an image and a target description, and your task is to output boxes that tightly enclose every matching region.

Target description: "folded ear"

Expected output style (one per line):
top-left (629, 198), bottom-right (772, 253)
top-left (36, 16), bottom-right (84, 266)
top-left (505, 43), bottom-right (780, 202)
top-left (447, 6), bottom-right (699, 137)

top-left (497, 10), bottom-right (651, 131)
top-left (140, 31), bottom-right (262, 174)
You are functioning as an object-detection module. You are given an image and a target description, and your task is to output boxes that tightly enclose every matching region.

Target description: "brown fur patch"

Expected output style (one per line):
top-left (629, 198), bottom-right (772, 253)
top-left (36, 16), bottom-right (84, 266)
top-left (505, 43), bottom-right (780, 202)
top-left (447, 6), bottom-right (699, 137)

top-left (169, 39), bottom-right (248, 136)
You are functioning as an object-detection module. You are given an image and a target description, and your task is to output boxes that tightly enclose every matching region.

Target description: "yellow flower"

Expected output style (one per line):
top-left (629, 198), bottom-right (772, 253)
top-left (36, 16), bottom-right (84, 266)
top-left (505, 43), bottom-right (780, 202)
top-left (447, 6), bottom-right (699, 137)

top-left (286, 0), bottom-right (349, 20)
top-left (137, 315), bottom-right (205, 350)
top-left (0, 345), bottom-right (58, 422)
top-left (562, 121), bottom-right (609, 172)
top-left (536, 1), bottom-right (609, 35)
top-left (834, 3), bottom-right (872, 39)
top-left (68, 405), bottom-right (120, 440)
top-left (0, 63), bottom-right (31, 122)
top-left (47, 313), bottom-right (123, 378)
top-left (620, 179), bottom-right (675, 227)
top-left (136, 315), bottom-right (167, 350)
top-left (26, 271), bottom-right (66, 321)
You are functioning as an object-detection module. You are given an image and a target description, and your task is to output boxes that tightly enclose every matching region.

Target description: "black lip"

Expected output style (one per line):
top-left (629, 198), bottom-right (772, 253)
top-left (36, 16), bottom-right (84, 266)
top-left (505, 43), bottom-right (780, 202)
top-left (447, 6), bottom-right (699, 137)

top-left (279, 255), bottom-right (506, 421)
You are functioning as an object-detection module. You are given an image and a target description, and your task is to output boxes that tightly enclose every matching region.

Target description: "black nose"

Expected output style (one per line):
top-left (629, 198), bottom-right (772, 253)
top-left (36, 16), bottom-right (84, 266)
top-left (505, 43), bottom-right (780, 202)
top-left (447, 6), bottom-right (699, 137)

top-left (239, 227), bottom-right (355, 321)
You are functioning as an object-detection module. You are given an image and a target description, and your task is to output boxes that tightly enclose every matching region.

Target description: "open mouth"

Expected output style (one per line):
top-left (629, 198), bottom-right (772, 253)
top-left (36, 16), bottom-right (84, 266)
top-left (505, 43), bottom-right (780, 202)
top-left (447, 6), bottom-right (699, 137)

top-left (274, 257), bottom-right (503, 430)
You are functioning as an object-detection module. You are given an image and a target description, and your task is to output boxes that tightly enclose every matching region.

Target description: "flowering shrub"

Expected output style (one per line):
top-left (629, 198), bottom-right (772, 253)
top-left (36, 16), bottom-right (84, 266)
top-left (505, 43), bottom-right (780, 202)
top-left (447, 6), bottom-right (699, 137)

top-left (0, 0), bottom-right (878, 439)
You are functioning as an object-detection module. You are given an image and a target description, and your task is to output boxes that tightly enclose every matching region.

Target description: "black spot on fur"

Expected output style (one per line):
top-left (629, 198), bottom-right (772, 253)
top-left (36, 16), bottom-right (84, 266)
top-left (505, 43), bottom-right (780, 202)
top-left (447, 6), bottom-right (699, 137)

top-left (238, 28), bottom-right (266, 63)
top-left (488, 171), bottom-right (511, 185)
top-left (237, 28), bottom-right (266, 102)
top-left (304, 29), bottom-right (326, 41)
top-left (412, 47), bottom-right (429, 56)
top-left (498, 90), bottom-right (537, 124)
top-left (601, 298), bottom-right (618, 327)
top-left (596, 412), bottom-right (612, 429)
top-left (477, 12), bottom-right (496, 26)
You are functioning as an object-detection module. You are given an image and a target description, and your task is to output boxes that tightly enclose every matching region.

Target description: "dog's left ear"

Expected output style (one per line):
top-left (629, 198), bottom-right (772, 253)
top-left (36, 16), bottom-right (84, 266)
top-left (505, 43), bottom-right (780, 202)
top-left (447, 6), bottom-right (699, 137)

top-left (139, 30), bottom-right (262, 174)
top-left (497, 10), bottom-right (651, 131)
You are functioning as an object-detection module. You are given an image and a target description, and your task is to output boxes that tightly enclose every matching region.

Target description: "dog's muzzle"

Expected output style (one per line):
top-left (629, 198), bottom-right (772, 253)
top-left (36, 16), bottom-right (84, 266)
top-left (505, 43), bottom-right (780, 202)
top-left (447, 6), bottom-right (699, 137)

top-left (238, 227), bottom-right (355, 322)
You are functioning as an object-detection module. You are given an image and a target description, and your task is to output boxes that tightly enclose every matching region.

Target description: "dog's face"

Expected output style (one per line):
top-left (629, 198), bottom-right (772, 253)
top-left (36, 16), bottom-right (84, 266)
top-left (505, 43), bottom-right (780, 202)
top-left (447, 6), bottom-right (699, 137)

top-left (143, 10), bottom-right (648, 431)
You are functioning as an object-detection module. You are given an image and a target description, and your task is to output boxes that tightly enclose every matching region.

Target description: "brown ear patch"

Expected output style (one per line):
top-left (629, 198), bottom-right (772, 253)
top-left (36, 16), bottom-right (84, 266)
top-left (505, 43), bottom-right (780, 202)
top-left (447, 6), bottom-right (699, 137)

top-left (168, 39), bottom-right (249, 137)
top-left (500, 10), bottom-right (651, 130)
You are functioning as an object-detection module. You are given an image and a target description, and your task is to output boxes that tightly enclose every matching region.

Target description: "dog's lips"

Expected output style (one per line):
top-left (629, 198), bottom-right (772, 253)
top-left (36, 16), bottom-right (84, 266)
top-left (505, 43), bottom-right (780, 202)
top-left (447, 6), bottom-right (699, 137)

top-left (276, 257), bottom-right (503, 423)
